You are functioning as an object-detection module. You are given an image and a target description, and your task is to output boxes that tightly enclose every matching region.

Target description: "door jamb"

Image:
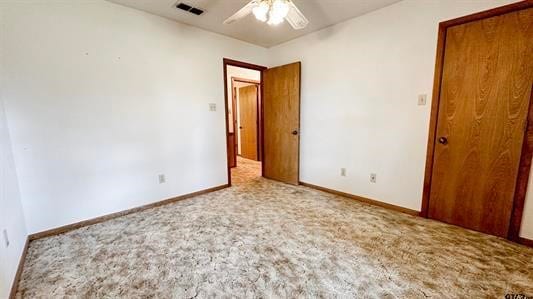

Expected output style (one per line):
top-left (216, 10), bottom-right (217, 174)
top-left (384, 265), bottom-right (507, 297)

top-left (231, 86), bottom-right (238, 166)
top-left (420, 1), bottom-right (533, 242)
top-left (223, 58), bottom-right (267, 187)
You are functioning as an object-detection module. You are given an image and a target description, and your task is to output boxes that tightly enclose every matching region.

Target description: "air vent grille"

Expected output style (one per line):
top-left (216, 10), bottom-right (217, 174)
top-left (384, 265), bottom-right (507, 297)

top-left (176, 2), bottom-right (204, 16)
top-left (189, 7), bottom-right (204, 15)
top-left (176, 3), bottom-right (192, 11)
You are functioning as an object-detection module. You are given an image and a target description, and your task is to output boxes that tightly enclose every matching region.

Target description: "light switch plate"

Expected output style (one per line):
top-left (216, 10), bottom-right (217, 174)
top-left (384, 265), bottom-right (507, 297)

top-left (418, 94), bottom-right (427, 106)
top-left (209, 103), bottom-right (216, 111)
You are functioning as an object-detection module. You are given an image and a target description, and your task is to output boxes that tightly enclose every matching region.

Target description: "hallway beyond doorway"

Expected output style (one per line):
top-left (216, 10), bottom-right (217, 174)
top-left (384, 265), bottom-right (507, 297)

top-left (231, 156), bottom-right (261, 185)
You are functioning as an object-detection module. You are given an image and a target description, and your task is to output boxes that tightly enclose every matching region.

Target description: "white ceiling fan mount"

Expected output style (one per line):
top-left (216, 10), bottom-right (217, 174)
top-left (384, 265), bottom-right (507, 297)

top-left (223, 0), bottom-right (309, 30)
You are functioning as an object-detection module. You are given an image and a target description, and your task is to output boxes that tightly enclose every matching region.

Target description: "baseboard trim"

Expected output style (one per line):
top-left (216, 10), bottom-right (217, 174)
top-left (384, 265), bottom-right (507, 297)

top-left (300, 181), bottom-right (420, 216)
top-left (9, 236), bottom-right (30, 299)
top-left (29, 184), bottom-right (229, 241)
top-left (518, 237), bottom-right (533, 248)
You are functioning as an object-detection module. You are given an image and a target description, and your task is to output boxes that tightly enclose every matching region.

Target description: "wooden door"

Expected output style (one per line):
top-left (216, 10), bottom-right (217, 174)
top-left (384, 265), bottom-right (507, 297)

top-left (239, 85), bottom-right (258, 160)
top-left (263, 62), bottom-right (301, 185)
top-left (228, 133), bottom-right (236, 168)
top-left (428, 8), bottom-right (533, 237)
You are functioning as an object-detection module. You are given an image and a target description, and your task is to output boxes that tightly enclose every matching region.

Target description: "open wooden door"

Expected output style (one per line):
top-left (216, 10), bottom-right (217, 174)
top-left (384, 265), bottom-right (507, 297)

top-left (239, 85), bottom-right (259, 161)
top-left (263, 62), bottom-right (301, 185)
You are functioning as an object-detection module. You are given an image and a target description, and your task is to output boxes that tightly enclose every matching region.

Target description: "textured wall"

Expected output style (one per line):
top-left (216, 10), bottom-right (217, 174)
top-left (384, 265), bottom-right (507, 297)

top-left (0, 0), bottom-right (268, 234)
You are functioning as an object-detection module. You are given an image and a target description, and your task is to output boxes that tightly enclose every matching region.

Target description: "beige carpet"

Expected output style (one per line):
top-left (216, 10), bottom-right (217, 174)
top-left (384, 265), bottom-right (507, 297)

top-left (16, 157), bottom-right (533, 298)
top-left (232, 156), bottom-right (262, 184)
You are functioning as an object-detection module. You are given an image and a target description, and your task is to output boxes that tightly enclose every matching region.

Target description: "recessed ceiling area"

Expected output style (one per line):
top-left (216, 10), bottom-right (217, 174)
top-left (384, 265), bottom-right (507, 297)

top-left (106, 0), bottom-right (402, 48)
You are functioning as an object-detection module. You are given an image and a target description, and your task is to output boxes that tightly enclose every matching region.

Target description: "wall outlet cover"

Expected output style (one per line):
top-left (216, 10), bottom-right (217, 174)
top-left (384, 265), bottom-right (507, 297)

top-left (209, 103), bottom-right (217, 111)
top-left (370, 173), bottom-right (377, 183)
top-left (340, 168), bottom-right (347, 176)
top-left (158, 174), bottom-right (166, 184)
top-left (418, 94), bottom-right (427, 106)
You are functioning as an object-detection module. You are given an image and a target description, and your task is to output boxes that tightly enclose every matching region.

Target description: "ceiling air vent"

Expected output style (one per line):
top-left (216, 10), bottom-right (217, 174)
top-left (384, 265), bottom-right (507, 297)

top-left (189, 7), bottom-right (204, 15)
top-left (176, 2), bottom-right (204, 16)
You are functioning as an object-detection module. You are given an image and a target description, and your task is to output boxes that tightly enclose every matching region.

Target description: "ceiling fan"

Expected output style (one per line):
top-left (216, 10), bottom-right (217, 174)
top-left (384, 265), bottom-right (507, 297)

top-left (223, 0), bottom-right (309, 29)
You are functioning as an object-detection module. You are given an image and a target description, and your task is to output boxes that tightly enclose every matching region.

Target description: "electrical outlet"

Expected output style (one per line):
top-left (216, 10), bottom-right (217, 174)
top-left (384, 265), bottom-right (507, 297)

top-left (340, 168), bottom-right (347, 176)
top-left (3, 229), bottom-right (9, 248)
top-left (418, 94), bottom-right (427, 106)
top-left (158, 174), bottom-right (166, 184)
top-left (370, 173), bottom-right (377, 183)
top-left (209, 103), bottom-right (216, 111)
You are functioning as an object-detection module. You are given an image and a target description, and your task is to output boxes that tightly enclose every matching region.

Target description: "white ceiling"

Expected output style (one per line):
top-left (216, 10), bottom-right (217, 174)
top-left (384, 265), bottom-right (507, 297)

top-left (107, 0), bottom-right (402, 48)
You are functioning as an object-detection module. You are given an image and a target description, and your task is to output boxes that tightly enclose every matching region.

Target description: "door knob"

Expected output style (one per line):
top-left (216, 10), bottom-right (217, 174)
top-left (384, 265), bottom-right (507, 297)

top-left (292, 130), bottom-right (298, 135)
top-left (239, 126), bottom-right (243, 129)
top-left (438, 137), bottom-right (448, 145)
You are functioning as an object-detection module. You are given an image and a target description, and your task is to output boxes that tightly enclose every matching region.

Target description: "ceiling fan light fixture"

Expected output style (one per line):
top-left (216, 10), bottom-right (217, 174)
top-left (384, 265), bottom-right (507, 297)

top-left (267, 14), bottom-right (284, 25)
top-left (224, 0), bottom-right (308, 30)
top-left (267, 0), bottom-right (289, 25)
top-left (252, 1), bottom-right (269, 22)
top-left (271, 0), bottom-right (289, 18)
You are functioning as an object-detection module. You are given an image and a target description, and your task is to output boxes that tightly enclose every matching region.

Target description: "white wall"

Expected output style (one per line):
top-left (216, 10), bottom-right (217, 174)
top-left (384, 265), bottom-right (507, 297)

top-left (268, 0), bottom-right (533, 239)
top-left (0, 0), bottom-right (268, 234)
top-left (0, 97), bottom-right (27, 298)
top-left (2, 0), bottom-right (532, 244)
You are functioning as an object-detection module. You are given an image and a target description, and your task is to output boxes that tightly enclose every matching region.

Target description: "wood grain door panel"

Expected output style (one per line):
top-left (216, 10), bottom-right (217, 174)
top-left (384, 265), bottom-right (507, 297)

top-left (239, 85), bottom-right (258, 161)
top-left (228, 133), bottom-right (236, 168)
top-left (263, 62), bottom-right (301, 185)
top-left (428, 8), bottom-right (533, 237)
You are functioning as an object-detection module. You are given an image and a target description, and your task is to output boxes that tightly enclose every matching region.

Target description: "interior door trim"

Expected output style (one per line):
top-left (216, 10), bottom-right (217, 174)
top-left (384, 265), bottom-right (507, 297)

top-left (223, 58), bottom-right (267, 187)
top-left (420, 1), bottom-right (533, 241)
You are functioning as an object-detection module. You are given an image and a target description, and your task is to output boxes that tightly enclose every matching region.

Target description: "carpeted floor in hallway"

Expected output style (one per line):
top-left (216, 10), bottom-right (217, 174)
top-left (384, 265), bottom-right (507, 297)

top-left (16, 157), bottom-right (533, 298)
top-left (231, 156), bottom-right (261, 184)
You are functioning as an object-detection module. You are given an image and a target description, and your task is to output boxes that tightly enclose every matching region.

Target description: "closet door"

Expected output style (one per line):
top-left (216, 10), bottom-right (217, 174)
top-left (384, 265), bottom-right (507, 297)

top-left (428, 8), bottom-right (533, 237)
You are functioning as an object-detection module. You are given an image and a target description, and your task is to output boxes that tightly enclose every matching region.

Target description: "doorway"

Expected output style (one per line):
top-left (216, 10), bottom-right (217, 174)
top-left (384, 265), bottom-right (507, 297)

top-left (233, 79), bottom-right (260, 161)
top-left (223, 59), bottom-right (302, 187)
top-left (224, 59), bottom-right (266, 185)
top-left (421, 3), bottom-right (533, 240)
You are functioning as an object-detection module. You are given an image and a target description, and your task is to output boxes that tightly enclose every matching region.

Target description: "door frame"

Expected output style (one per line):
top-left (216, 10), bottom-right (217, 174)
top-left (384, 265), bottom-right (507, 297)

top-left (420, 1), bottom-right (533, 242)
top-left (231, 85), bottom-right (238, 167)
top-left (223, 58), bottom-right (267, 186)
top-left (231, 77), bottom-right (261, 161)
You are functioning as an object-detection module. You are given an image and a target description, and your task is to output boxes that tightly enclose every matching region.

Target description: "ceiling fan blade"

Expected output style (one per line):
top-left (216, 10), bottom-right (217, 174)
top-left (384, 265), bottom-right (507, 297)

top-left (285, 1), bottom-right (308, 30)
top-left (223, 0), bottom-right (258, 25)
